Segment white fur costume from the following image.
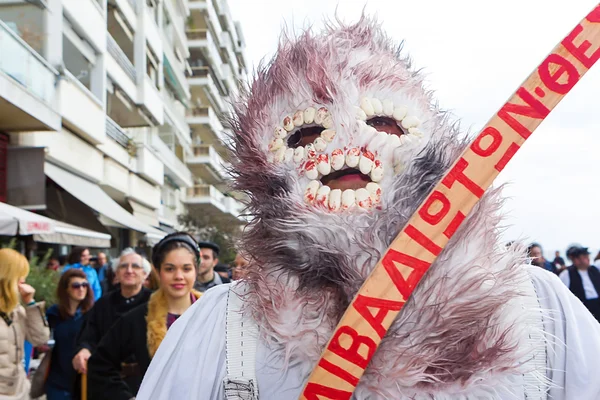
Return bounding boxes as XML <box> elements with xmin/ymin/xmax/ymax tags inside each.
<box><xmin>137</xmin><ymin>17</ymin><xmax>600</xmax><ymax>400</ymax></box>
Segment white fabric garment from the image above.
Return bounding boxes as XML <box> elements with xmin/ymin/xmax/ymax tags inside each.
<box><xmin>137</xmin><ymin>266</ymin><xmax>600</xmax><ymax>400</ymax></box>
<box><xmin>559</xmin><ymin>269</ymin><xmax>600</xmax><ymax>299</ymax></box>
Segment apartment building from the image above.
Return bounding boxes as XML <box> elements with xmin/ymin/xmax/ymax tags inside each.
<box><xmin>0</xmin><ymin>0</ymin><xmax>248</xmax><ymax>254</ymax></box>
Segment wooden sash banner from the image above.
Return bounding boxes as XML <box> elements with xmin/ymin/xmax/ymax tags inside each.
<box><xmin>301</xmin><ymin>4</ymin><xmax>600</xmax><ymax>399</ymax></box>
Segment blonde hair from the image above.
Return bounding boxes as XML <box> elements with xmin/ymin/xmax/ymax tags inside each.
<box><xmin>0</xmin><ymin>248</ymin><xmax>30</xmax><ymax>314</ymax></box>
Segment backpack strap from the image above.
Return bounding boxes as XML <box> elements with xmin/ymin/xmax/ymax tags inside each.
<box><xmin>223</xmin><ymin>282</ymin><xmax>259</xmax><ymax>400</ymax></box>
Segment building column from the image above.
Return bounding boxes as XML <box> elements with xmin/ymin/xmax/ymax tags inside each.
<box><xmin>43</xmin><ymin>0</ymin><xmax>63</xmax><ymax>68</ymax></box>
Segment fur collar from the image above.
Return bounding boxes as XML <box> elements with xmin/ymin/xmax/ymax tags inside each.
<box><xmin>146</xmin><ymin>288</ymin><xmax>202</xmax><ymax>357</ymax></box>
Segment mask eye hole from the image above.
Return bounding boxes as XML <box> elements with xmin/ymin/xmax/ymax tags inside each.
<box><xmin>287</xmin><ymin>126</ymin><xmax>324</xmax><ymax>148</ymax></box>
<box><xmin>366</xmin><ymin>116</ymin><xmax>405</xmax><ymax>137</ymax></box>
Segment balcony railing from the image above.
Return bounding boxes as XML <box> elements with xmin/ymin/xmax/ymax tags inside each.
<box><xmin>187</xmin><ymin>106</ymin><xmax>209</xmax><ymax>117</ymax></box>
<box><xmin>190</xmin><ymin>66</ymin><xmax>209</xmax><ymax>78</ymax></box>
<box><xmin>107</xmin><ymin>33</ymin><xmax>136</xmax><ymax>82</ymax></box>
<box><xmin>106</xmin><ymin>117</ymin><xmax>130</xmax><ymax>148</ymax></box>
<box><xmin>0</xmin><ymin>20</ymin><xmax>57</xmax><ymax>105</ymax></box>
<box><xmin>186</xmin><ymin>29</ymin><xmax>207</xmax><ymax>40</ymax></box>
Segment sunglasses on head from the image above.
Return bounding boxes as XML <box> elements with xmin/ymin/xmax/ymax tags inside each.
<box><xmin>71</xmin><ymin>282</ymin><xmax>89</xmax><ymax>290</ymax></box>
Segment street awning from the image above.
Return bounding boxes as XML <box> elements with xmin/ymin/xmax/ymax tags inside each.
<box><xmin>0</xmin><ymin>201</ymin><xmax>55</xmax><ymax>235</ymax></box>
<box><xmin>45</xmin><ymin>163</ymin><xmax>166</xmax><ymax>245</ymax></box>
<box><xmin>34</xmin><ymin>220</ymin><xmax>111</xmax><ymax>248</ymax></box>
<box><xmin>0</xmin><ymin>202</ymin><xmax>111</xmax><ymax>247</ymax></box>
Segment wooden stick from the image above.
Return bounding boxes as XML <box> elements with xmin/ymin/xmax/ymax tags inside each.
<box><xmin>301</xmin><ymin>4</ymin><xmax>600</xmax><ymax>399</ymax></box>
<box><xmin>81</xmin><ymin>372</ymin><xmax>87</xmax><ymax>400</ymax></box>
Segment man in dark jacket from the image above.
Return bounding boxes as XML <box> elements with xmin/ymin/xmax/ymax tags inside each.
<box><xmin>72</xmin><ymin>248</ymin><xmax>152</xmax><ymax>391</ymax></box>
<box><xmin>559</xmin><ymin>246</ymin><xmax>600</xmax><ymax>322</ymax></box>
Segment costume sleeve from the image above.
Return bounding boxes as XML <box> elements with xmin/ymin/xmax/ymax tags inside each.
<box><xmin>87</xmin><ymin>314</ymin><xmax>134</xmax><ymax>400</ymax></box>
<box><xmin>529</xmin><ymin>266</ymin><xmax>600</xmax><ymax>400</ymax></box>
<box><xmin>24</xmin><ymin>302</ymin><xmax>49</xmax><ymax>346</ymax></box>
<box><xmin>75</xmin><ymin>300</ymin><xmax>101</xmax><ymax>354</ymax></box>
<box><xmin>136</xmin><ymin>284</ymin><xmax>230</xmax><ymax>400</ymax></box>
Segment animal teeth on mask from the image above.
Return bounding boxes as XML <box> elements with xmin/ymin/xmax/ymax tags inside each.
<box><xmin>269</xmin><ymin>138</ymin><xmax>284</xmax><ymax>152</ymax></box>
<box><xmin>355</xmin><ymin>106</ymin><xmax>367</xmax><ymax>121</ymax></box>
<box><xmin>316</xmin><ymin>154</ymin><xmax>331</xmax><ymax>175</ymax></box>
<box><xmin>360</xmin><ymin>98</ymin><xmax>375</xmax><ymax>117</ymax></box>
<box><xmin>293</xmin><ymin>146</ymin><xmax>305</xmax><ymax>162</ymax></box>
<box><xmin>341</xmin><ymin>189</ymin><xmax>356</xmax><ymax>209</ymax></box>
<box><xmin>386</xmin><ymin>134</ymin><xmax>402</xmax><ymax>148</ymax></box>
<box><xmin>314</xmin><ymin>107</ymin><xmax>330</xmax><ymax>125</ymax></box>
<box><xmin>383</xmin><ymin>99</ymin><xmax>394</xmax><ymax>116</ymax></box>
<box><xmin>346</xmin><ymin>148</ymin><xmax>361</xmax><ymax>168</ymax></box>
<box><xmin>328</xmin><ymin>189</ymin><xmax>342</xmax><ymax>211</ymax></box>
<box><xmin>274</xmin><ymin>146</ymin><xmax>286</xmax><ymax>162</ymax></box>
<box><xmin>321</xmin><ymin>115</ymin><xmax>334</xmax><ymax>129</ymax></box>
<box><xmin>331</xmin><ymin>149</ymin><xmax>344</xmax><ymax>170</ymax></box>
<box><xmin>408</xmin><ymin>127</ymin><xmax>423</xmax><ymax>137</ymax></box>
<box><xmin>321</xmin><ymin>129</ymin><xmax>336</xmax><ymax>142</ymax></box>
<box><xmin>366</xmin><ymin>182</ymin><xmax>382</xmax><ymax>204</ymax></box>
<box><xmin>371</xmin><ymin>98</ymin><xmax>383</xmax><ymax>115</ymax></box>
<box><xmin>305</xmin><ymin>143</ymin><xmax>317</xmax><ymax>159</ymax></box>
<box><xmin>305</xmin><ymin>159</ymin><xmax>318</xmax><ymax>180</ymax></box>
<box><xmin>355</xmin><ymin>188</ymin><xmax>372</xmax><ymax>209</ymax></box>
<box><xmin>304</xmin><ymin>180</ymin><xmax>320</xmax><ymax>203</ymax></box>
<box><xmin>370</xmin><ymin>160</ymin><xmax>384</xmax><ymax>182</ymax></box>
<box><xmin>359</xmin><ymin>151</ymin><xmax>375</xmax><ymax>175</ymax></box>
<box><xmin>393</xmin><ymin>105</ymin><xmax>408</xmax><ymax>122</ymax></box>
<box><xmin>283</xmin><ymin>148</ymin><xmax>294</xmax><ymax>163</ymax></box>
<box><xmin>315</xmin><ymin>185</ymin><xmax>331</xmax><ymax>206</ymax></box>
<box><xmin>283</xmin><ymin>115</ymin><xmax>295</xmax><ymax>131</ymax></box>
<box><xmin>401</xmin><ymin>115</ymin><xmax>421</xmax><ymax>129</ymax></box>
<box><xmin>368</xmin><ymin>131</ymin><xmax>389</xmax><ymax>151</ymax></box>
<box><xmin>274</xmin><ymin>126</ymin><xmax>288</xmax><ymax>140</ymax></box>
<box><xmin>303</xmin><ymin>107</ymin><xmax>316</xmax><ymax>124</ymax></box>
<box><xmin>313</xmin><ymin>137</ymin><xmax>327</xmax><ymax>152</ymax></box>
<box><xmin>293</xmin><ymin>110</ymin><xmax>304</xmax><ymax>127</ymax></box>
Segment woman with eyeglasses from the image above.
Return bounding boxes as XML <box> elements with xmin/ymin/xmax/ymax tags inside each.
<box><xmin>45</xmin><ymin>269</ymin><xmax>94</xmax><ymax>400</ymax></box>
<box><xmin>88</xmin><ymin>233</ymin><xmax>202</xmax><ymax>400</ymax></box>
<box><xmin>0</xmin><ymin>248</ymin><xmax>49</xmax><ymax>400</ymax></box>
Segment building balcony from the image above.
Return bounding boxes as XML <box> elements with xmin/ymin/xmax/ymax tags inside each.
<box><xmin>186</xmin><ymin>105</ymin><xmax>229</xmax><ymax>153</ymax></box>
<box><xmin>148</xmin><ymin>130</ymin><xmax>193</xmax><ymax>188</ymax></box>
<box><xmin>187</xmin><ymin>29</ymin><xmax>223</xmax><ymax>77</ymax></box>
<box><xmin>63</xmin><ymin>0</ymin><xmax>107</xmax><ymax>53</ymax></box>
<box><xmin>106</xmin><ymin>33</ymin><xmax>138</xmax><ymax>101</ymax></box>
<box><xmin>188</xmin><ymin>66</ymin><xmax>226</xmax><ymax>113</ymax></box>
<box><xmin>0</xmin><ymin>20</ymin><xmax>61</xmax><ymax>132</ymax></box>
<box><xmin>184</xmin><ymin>184</ymin><xmax>245</xmax><ymax>223</ymax></box>
<box><xmin>186</xmin><ymin>144</ymin><xmax>230</xmax><ymax>185</ymax></box>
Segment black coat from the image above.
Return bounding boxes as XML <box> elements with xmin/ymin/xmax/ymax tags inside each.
<box><xmin>88</xmin><ymin>302</ymin><xmax>151</xmax><ymax>400</ymax></box>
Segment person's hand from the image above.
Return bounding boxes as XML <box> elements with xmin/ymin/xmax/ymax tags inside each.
<box><xmin>18</xmin><ymin>283</ymin><xmax>35</xmax><ymax>304</ymax></box>
<box><xmin>72</xmin><ymin>348</ymin><xmax>92</xmax><ymax>374</ymax></box>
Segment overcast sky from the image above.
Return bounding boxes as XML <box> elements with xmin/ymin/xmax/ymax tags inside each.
<box><xmin>228</xmin><ymin>0</ymin><xmax>600</xmax><ymax>259</ymax></box>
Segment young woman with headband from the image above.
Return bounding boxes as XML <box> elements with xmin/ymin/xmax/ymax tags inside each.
<box><xmin>87</xmin><ymin>233</ymin><xmax>202</xmax><ymax>400</ymax></box>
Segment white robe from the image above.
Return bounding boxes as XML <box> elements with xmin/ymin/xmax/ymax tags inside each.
<box><xmin>137</xmin><ymin>266</ymin><xmax>600</xmax><ymax>400</ymax></box>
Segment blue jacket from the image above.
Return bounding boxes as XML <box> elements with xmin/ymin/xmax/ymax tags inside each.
<box><xmin>46</xmin><ymin>305</ymin><xmax>87</xmax><ymax>391</ymax></box>
<box><xmin>63</xmin><ymin>263</ymin><xmax>102</xmax><ymax>300</ymax></box>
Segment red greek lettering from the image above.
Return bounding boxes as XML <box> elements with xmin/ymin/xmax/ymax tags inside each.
<box><xmin>497</xmin><ymin>87</ymin><xmax>550</xmax><ymax>139</ymax></box>
<box><xmin>353</xmin><ymin>295</ymin><xmax>404</xmax><ymax>339</ymax></box>
<box><xmin>382</xmin><ymin>249</ymin><xmax>430</xmax><ymax>299</ymax></box>
<box><xmin>471</xmin><ymin>127</ymin><xmax>502</xmax><ymax>157</ymax></box>
<box><xmin>443</xmin><ymin>211</ymin><xmax>466</xmax><ymax>239</ymax></box>
<box><xmin>538</xmin><ymin>54</ymin><xmax>580</xmax><ymax>94</ymax></box>
<box><xmin>317</xmin><ymin>358</ymin><xmax>359</xmax><ymax>387</ymax></box>
<box><xmin>441</xmin><ymin>158</ymin><xmax>484</xmax><ymax>198</ymax></box>
<box><xmin>494</xmin><ymin>142</ymin><xmax>520</xmax><ymax>172</ymax></box>
<box><xmin>303</xmin><ymin>383</ymin><xmax>353</xmax><ymax>400</ymax></box>
<box><xmin>328</xmin><ymin>326</ymin><xmax>376</xmax><ymax>369</ymax></box>
<box><xmin>419</xmin><ymin>191</ymin><xmax>451</xmax><ymax>225</ymax></box>
<box><xmin>405</xmin><ymin>225</ymin><xmax>442</xmax><ymax>256</ymax></box>
<box><xmin>563</xmin><ymin>23</ymin><xmax>600</xmax><ymax>68</ymax></box>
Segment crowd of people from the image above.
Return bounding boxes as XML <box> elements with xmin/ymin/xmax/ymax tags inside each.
<box><xmin>0</xmin><ymin>233</ymin><xmax>248</xmax><ymax>400</ymax></box>
<box><xmin>528</xmin><ymin>243</ymin><xmax>600</xmax><ymax>322</ymax></box>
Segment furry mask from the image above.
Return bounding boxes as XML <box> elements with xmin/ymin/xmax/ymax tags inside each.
<box><xmin>228</xmin><ymin>16</ymin><xmax>535</xmax><ymax>399</ymax></box>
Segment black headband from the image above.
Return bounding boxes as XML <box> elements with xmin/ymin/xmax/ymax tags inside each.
<box><xmin>152</xmin><ymin>232</ymin><xmax>200</xmax><ymax>267</ymax></box>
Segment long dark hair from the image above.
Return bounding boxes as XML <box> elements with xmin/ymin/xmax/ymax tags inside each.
<box><xmin>67</xmin><ymin>247</ymin><xmax>88</xmax><ymax>265</ymax></box>
<box><xmin>56</xmin><ymin>269</ymin><xmax>94</xmax><ymax>319</ymax></box>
